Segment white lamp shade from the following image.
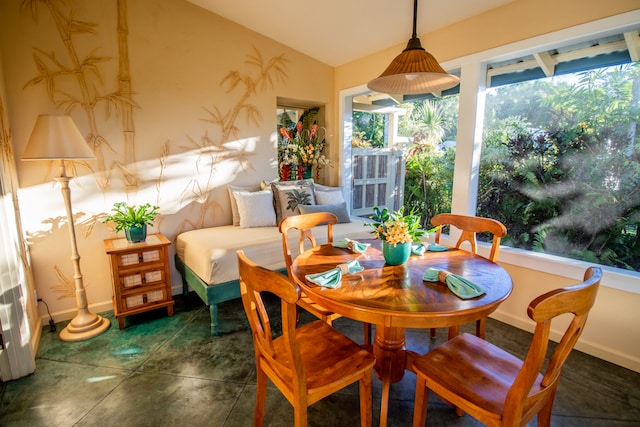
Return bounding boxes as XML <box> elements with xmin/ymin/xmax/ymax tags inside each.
<box><xmin>22</xmin><ymin>115</ymin><xmax>95</xmax><ymax>160</ymax></box>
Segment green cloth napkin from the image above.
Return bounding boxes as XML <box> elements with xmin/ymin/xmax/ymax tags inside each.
<box><xmin>423</xmin><ymin>267</ymin><xmax>486</xmax><ymax>299</ymax></box>
<box><xmin>305</xmin><ymin>260</ymin><xmax>364</xmax><ymax>288</ymax></box>
<box><xmin>411</xmin><ymin>243</ymin><xmax>448</xmax><ymax>255</ymax></box>
<box><xmin>332</xmin><ymin>238</ymin><xmax>370</xmax><ymax>253</ymax></box>
<box><xmin>411</xmin><ymin>243</ymin><xmax>426</xmax><ymax>255</ymax></box>
<box><xmin>426</xmin><ymin>243</ymin><xmax>448</xmax><ymax>252</ymax></box>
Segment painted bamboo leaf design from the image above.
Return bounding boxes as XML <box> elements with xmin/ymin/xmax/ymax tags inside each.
<box><xmin>178</xmin><ymin>48</ymin><xmax>289</xmax><ymax>231</ymax></box>
<box><xmin>116</xmin><ymin>0</ymin><xmax>138</xmax><ymax>191</ymax></box>
<box><xmin>22</xmin><ymin>0</ymin><xmax>139</xmax><ymax>191</ymax></box>
<box><xmin>212</xmin><ymin>47</ymin><xmax>289</xmax><ymax>144</ymax></box>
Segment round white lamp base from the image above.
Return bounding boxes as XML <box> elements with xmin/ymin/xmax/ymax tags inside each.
<box><xmin>59</xmin><ymin>313</ymin><xmax>110</xmax><ymax>342</ymax></box>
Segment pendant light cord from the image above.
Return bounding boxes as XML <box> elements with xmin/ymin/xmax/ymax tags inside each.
<box><xmin>406</xmin><ymin>0</ymin><xmax>424</xmax><ymax>51</ymax></box>
<box><xmin>412</xmin><ymin>0</ymin><xmax>418</xmax><ymax>39</ymax></box>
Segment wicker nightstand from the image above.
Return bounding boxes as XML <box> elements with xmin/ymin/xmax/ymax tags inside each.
<box><xmin>104</xmin><ymin>233</ymin><xmax>174</xmax><ymax>329</ymax></box>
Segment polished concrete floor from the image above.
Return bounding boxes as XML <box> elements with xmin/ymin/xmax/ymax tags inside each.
<box><xmin>1</xmin><ymin>292</ymin><xmax>639</xmax><ymax>427</ymax></box>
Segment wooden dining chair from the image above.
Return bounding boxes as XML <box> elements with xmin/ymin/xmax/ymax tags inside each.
<box><xmin>237</xmin><ymin>250</ymin><xmax>375</xmax><ymax>427</ymax></box>
<box><xmin>412</xmin><ymin>266</ymin><xmax>601</xmax><ymax>427</ymax></box>
<box><xmin>429</xmin><ymin>213</ymin><xmax>508</xmax><ymax>339</ymax></box>
<box><xmin>279</xmin><ymin>211</ymin><xmax>372</xmax><ymax>344</ymax></box>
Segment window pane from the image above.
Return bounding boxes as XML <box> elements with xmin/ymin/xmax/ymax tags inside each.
<box><xmin>400</xmin><ymin>97</ymin><xmax>458</xmax><ymax>227</ymax></box>
<box><xmin>480</xmin><ymin>64</ymin><xmax>640</xmax><ymax>271</ymax></box>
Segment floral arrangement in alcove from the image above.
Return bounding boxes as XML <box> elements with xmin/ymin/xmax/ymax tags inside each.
<box><xmin>278</xmin><ymin>120</ymin><xmax>330</xmax><ymax>181</ymax></box>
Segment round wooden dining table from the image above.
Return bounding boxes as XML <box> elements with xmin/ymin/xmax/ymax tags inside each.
<box><xmin>290</xmin><ymin>238</ymin><xmax>513</xmax><ymax>427</ymax></box>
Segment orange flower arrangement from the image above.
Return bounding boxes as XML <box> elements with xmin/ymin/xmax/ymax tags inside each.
<box><xmin>366</xmin><ymin>206</ymin><xmax>426</xmax><ymax>246</ymax></box>
<box><xmin>278</xmin><ymin>121</ymin><xmax>329</xmax><ymax>169</ymax></box>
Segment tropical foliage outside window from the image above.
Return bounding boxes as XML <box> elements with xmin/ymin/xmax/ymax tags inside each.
<box><xmin>399</xmin><ymin>99</ymin><xmax>458</xmax><ymax>228</ymax></box>
<box><xmin>352</xmin><ymin>111</ymin><xmax>386</xmax><ymax>148</ymax></box>
<box><xmin>480</xmin><ymin>64</ymin><xmax>640</xmax><ymax>271</ymax></box>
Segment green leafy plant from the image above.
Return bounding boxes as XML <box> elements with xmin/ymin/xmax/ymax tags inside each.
<box><xmin>103</xmin><ymin>202</ymin><xmax>159</xmax><ymax>232</ymax></box>
<box><xmin>365</xmin><ymin>206</ymin><xmax>432</xmax><ymax>245</ymax></box>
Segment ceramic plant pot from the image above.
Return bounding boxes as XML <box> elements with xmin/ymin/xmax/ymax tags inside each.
<box><xmin>382</xmin><ymin>241</ymin><xmax>411</xmax><ymax>265</ymax></box>
<box><xmin>125</xmin><ymin>225</ymin><xmax>147</xmax><ymax>243</ymax></box>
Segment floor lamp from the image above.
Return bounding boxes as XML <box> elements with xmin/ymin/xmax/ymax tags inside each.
<box><xmin>22</xmin><ymin>115</ymin><xmax>110</xmax><ymax>341</ymax></box>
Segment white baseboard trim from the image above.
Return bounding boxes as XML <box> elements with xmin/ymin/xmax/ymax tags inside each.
<box><xmin>490</xmin><ymin>310</ymin><xmax>640</xmax><ymax>373</ymax></box>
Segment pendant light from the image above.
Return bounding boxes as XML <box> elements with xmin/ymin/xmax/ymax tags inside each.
<box><xmin>367</xmin><ymin>0</ymin><xmax>459</xmax><ymax>95</ymax></box>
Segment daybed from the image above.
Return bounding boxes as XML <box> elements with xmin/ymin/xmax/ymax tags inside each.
<box><xmin>174</xmin><ymin>179</ymin><xmax>373</xmax><ymax>335</ymax></box>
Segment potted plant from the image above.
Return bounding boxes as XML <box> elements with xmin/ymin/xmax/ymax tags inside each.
<box><xmin>365</xmin><ymin>206</ymin><xmax>426</xmax><ymax>265</ymax></box>
<box><xmin>103</xmin><ymin>202</ymin><xmax>159</xmax><ymax>243</ymax></box>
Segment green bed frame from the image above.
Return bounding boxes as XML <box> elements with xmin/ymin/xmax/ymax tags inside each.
<box><xmin>174</xmin><ymin>253</ymin><xmax>286</xmax><ymax>336</ymax></box>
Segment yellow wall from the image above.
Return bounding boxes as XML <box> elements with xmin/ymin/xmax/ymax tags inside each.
<box><xmin>0</xmin><ymin>0</ymin><xmax>333</xmax><ymax>324</ymax></box>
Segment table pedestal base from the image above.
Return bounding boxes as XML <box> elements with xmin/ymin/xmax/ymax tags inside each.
<box><xmin>373</xmin><ymin>325</ymin><xmax>406</xmax><ymax>427</ymax></box>
<box><xmin>373</xmin><ymin>325</ymin><xmax>406</xmax><ymax>382</ymax></box>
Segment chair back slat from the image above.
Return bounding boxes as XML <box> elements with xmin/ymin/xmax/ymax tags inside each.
<box><xmin>279</xmin><ymin>212</ymin><xmax>338</xmax><ymax>275</ymax></box>
<box><xmin>431</xmin><ymin>213</ymin><xmax>507</xmax><ymax>261</ymax></box>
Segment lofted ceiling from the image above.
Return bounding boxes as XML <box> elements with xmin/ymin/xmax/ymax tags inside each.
<box><xmin>186</xmin><ymin>1</ymin><xmax>639</xmax><ymax>107</ymax></box>
<box><xmin>185</xmin><ymin>0</ymin><xmax>516</xmax><ymax>67</ymax></box>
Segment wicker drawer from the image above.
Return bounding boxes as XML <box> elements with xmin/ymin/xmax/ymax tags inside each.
<box><xmin>121</xmin><ymin>268</ymin><xmax>165</xmax><ymax>289</ymax></box>
<box><xmin>124</xmin><ymin>287</ymin><xmax>168</xmax><ymax>309</ymax></box>
<box><xmin>117</xmin><ymin>248</ymin><xmax>162</xmax><ymax>268</ymax></box>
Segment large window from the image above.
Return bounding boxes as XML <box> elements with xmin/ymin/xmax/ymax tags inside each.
<box><xmin>479</xmin><ymin>64</ymin><xmax>639</xmax><ymax>271</ymax></box>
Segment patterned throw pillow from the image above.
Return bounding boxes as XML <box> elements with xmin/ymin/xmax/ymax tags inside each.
<box><xmin>271</xmin><ymin>180</ymin><xmax>316</xmax><ymax>225</ymax></box>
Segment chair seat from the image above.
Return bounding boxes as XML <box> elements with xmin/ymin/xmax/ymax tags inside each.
<box><xmin>413</xmin><ymin>333</ymin><xmax>544</xmax><ymax>418</ymax></box>
<box><xmin>273</xmin><ymin>320</ymin><xmax>375</xmax><ymax>391</ymax></box>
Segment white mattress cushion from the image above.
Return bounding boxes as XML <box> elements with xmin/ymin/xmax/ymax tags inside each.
<box><xmin>176</xmin><ymin>217</ymin><xmax>372</xmax><ymax>285</ymax></box>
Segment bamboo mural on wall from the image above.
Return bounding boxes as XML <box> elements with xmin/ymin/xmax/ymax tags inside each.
<box><xmin>21</xmin><ymin>0</ymin><xmax>136</xmax><ymax>300</ymax></box>
<box><xmin>116</xmin><ymin>0</ymin><xmax>138</xmax><ymax>191</ymax></box>
<box><xmin>180</xmin><ymin>47</ymin><xmax>288</xmax><ymax>230</ymax></box>
<box><xmin>22</xmin><ymin>0</ymin><xmax>139</xmax><ymax>191</ymax></box>
<box><xmin>19</xmin><ymin>0</ymin><xmax>291</xmax><ymax>300</ymax></box>
<box><xmin>23</xmin><ymin>0</ymin><xmax>288</xmax><ymax>220</ymax></box>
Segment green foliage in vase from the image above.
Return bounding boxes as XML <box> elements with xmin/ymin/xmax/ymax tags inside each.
<box><xmin>103</xmin><ymin>202</ymin><xmax>159</xmax><ymax>232</ymax></box>
<box><xmin>365</xmin><ymin>206</ymin><xmax>436</xmax><ymax>245</ymax></box>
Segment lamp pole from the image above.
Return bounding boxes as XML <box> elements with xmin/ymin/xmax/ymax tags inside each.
<box><xmin>56</xmin><ymin>160</ymin><xmax>110</xmax><ymax>341</ymax></box>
